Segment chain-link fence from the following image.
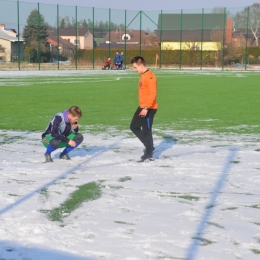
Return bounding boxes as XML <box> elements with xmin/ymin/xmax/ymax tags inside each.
<box><xmin>0</xmin><ymin>0</ymin><xmax>259</xmax><ymax>70</ymax></box>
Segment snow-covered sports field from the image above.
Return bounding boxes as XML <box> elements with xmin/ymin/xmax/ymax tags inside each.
<box><xmin>0</xmin><ymin>127</ymin><xmax>259</xmax><ymax>260</ymax></box>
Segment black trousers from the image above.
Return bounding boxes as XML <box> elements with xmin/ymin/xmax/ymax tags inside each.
<box><xmin>130</xmin><ymin>107</ymin><xmax>157</xmax><ymax>155</ymax></box>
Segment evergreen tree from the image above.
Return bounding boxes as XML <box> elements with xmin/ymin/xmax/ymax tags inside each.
<box><xmin>60</xmin><ymin>18</ymin><xmax>66</xmax><ymax>28</ymax></box>
<box><xmin>23</xmin><ymin>9</ymin><xmax>50</xmax><ymax>62</ymax></box>
<box><xmin>58</xmin><ymin>15</ymin><xmax>126</xmax><ymax>30</ymax></box>
<box><xmin>82</xmin><ymin>19</ymin><xmax>88</xmax><ymax>28</ymax></box>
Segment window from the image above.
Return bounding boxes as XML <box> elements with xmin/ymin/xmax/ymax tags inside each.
<box><xmin>74</xmin><ymin>39</ymin><xmax>80</xmax><ymax>45</ymax></box>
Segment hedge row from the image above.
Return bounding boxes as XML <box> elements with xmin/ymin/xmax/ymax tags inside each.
<box><xmin>75</xmin><ymin>47</ymin><xmax>260</xmax><ymax>65</ymax></box>
<box><xmin>248</xmin><ymin>47</ymin><xmax>260</xmax><ymax>57</ymax></box>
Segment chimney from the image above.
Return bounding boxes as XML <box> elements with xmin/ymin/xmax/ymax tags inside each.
<box><xmin>0</xmin><ymin>24</ymin><xmax>5</xmax><ymax>30</ymax></box>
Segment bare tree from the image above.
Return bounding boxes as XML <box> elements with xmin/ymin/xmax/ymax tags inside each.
<box><xmin>234</xmin><ymin>3</ymin><xmax>260</xmax><ymax>46</ymax></box>
<box><xmin>210</xmin><ymin>27</ymin><xmax>244</xmax><ymax>65</ymax></box>
<box><xmin>211</xmin><ymin>7</ymin><xmax>233</xmax><ymax>18</ymax></box>
<box><xmin>183</xmin><ymin>30</ymin><xmax>201</xmax><ymax>50</ymax></box>
<box><xmin>210</xmin><ymin>28</ymin><xmax>224</xmax><ymax>66</ymax></box>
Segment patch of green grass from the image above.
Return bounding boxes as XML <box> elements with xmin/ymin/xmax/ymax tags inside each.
<box><xmin>246</xmin><ymin>205</ymin><xmax>260</xmax><ymax>209</ymax></box>
<box><xmin>231</xmin><ymin>160</ymin><xmax>240</xmax><ymax>164</ymax></box>
<box><xmin>192</xmin><ymin>237</ymin><xmax>215</xmax><ymax>246</ymax></box>
<box><xmin>158</xmin><ymin>192</ymin><xmax>200</xmax><ymax>201</ymax></box>
<box><xmin>45</xmin><ymin>181</ymin><xmax>102</xmax><ymax>222</ymax></box>
<box><xmin>0</xmin><ymin>71</ymin><xmax>260</xmax><ymax>134</ymax></box>
<box><xmin>114</xmin><ymin>221</ymin><xmax>135</xmax><ymax>225</ymax></box>
<box><xmin>178</xmin><ymin>195</ymin><xmax>200</xmax><ymax>201</ymax></box>
<box><xmin>251</xmin><ymin>249</ymin><xmax>260</xmax><ymax>254</ymax></box>
<box><xmin>207</xmin><ymin>221</ymin><xmax>225</xmax><ymax>229</ymax></box>
<box><xmin>108</xmin><ymin>185</ymin><xmax>124</xmax><ymax>189</ymax></box>
<box><xmin>221</xmin><ymin>207</ymin><xmax>238</xmax><ymax>211</ymax></box>
<box><xmin>118</xmin><ymin>176</ymin><xmax>132</xmax><ymax>182</ymax></box>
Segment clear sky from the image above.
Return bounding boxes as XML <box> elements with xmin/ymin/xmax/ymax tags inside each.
<box><xmin>5</xmin><ymin>0</ymin><xmax>259</xmax><ymax>11</ymax></box>
<box><xmin>1</xmin><ymin>0</ymin><xmax>258</xmax><ymax>30</ymax></box>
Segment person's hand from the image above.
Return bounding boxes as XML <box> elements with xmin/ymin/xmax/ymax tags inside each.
<box><xmin>72</xmin><ymin>123</ymin><xmax>79</xmax><ymax>130</ymax></box>
<box><xmin>68</xmin><ymin>140</ymin><xmax>76</xmax><ymax>147</ymax></box>
<box><xmin>139</xmin><ymin>109</ymin><xmax>148</xmax><ymax>117</ymax></box>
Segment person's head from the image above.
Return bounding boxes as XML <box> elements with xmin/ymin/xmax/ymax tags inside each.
<box><xmin>131</xmin><ymin>56</ymin><xmax>147</xmax><ymax>74</ymax></box>
<box><xmin>108</xmin><ymin>57</ymin><xmax>110</xmax><ymax>60</ymax></box>
<box><xmin>68</xmin><ymin>106</ymin><xmax>82</xmax><ymax>124</ymax></box>
<box><xmin>116</xmin><ymin>51</ymin><xmax>118</xmax><ymax>54</ymax></box>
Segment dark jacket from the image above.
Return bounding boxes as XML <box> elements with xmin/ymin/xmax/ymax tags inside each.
<box><xmin>42</xmin><ymin>111</ymin><xmax>78</xmax><ymax>143</ymax></box>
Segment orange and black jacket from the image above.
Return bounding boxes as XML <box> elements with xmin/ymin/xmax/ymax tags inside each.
<box><xmin>138</xmin><ymin>70</ymin><xmax>158</xmax><ymax>109</ymax></box>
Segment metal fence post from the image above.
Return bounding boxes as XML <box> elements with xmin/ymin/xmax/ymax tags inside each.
<box><xmin>75</xmin><ymin>5</ymin><xmax>78</xmax><ymax>70</ymax></box>
<box><xmin>38</xmin><ymin>2</ymin><xmax>40</xmax><ymax>70</ymax></box>
<box><xmin>109</xmin><ymin>8</ymin><xmax>111</xmax><ymax>60</ymax></box>
<box><xmin>159</xmin><ymin>10</ymin><xmax>162</xmax><ymax>69</ymax></box>
<box><xmin>124</xmin><ymin>9</ymin><xmax>127</xmax><ymax>69</ymax></box>
<box><xmin>180</xmin><ymin>9</ymin><xmax>183</xmax><ymax>69</ymax></box>
<box><xmin>222</xmin><ymin>8</ymin><xmax>226</xmax><ymax>71</ymax></box>
<box><xmin>17</xmin><ymin>0</ymin><xmax>20</xmax><ymax>70</ymax></box>
<box><xmin>140</xmin><ymin>11</ymin><xmax>142</xmax><ymax>56</ymax></box>
<box><xmin>200</xmin><ymin>8</ymin><xmax>204</xmax><ymax>70</ymax></box>
<box><xmin>92</xmin><ymin>7</ymin><xmax>94</xmax><ymax>69</ymax></box>
<box><xmin>57</xmin><ymin>4</ymin><xmax>60</xmax><ymax>70</ymax></box>
<box><xmin>245</xmin><ymin>6</ymin><xmax>250</xmax><ymax>71</ymax></box>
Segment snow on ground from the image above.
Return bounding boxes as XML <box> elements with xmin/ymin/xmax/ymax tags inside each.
<box><xmin>0</xmin><ymin>128</ymin><xmax>260</xmax><ymax>260</ymax></box>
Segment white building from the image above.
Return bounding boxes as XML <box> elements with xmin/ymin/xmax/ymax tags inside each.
<box><xmin>0</xmin><ymin>24</ymin><xmax>24</xmax><ymax>62</ymax></box>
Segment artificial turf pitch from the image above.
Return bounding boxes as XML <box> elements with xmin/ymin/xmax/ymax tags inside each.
<box><xmin>0</xmin><ymin>70</ymin><xmax>259</xmax><ymax>135</ymax></box>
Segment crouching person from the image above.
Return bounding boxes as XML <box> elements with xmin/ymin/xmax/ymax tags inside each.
<box><xmin>42</xmin><ymin>106</ymin><xmax>83</xmax><ymax>162</ymax></box>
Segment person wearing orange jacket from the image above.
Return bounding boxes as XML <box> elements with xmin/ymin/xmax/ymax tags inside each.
<box><xmin>130</xmin><ymin>56</ymin><xmax>158</xmax><ymax>162</ymax></box>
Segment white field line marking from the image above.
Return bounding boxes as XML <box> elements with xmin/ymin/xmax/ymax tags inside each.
<box><xmin>0</xmin><ymin>79</ymin><xmax>123</xmax><ymax>87</ymax></box>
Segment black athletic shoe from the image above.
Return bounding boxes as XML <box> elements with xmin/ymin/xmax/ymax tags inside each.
<box><xmin>59</xmin><ymin>153</ymin><xmax>71</xmax><ymax>160</ymax></box>
<box><xmin>45</xmin><ymin>154</ymin><xmax>53</xmax><ymax>162</ymax></box>
<box><xmin>140</xmin><ymin>153</ymin><xmax>153</xmax><ymax>162</ymax></box>
<box><xmin>143</xmin><ymin>147</ymin><xmax>156</xmax><ymax>154</ymax></box>
<box><xmin>138</xmin><ymin>157</ymin><xmax>153</xmax><ymax>162</ymax></box>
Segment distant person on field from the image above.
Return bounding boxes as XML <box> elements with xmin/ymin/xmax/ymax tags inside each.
<box><xmin>102</xmin><ymin>57</ymin><xmax>111</xmax><ymax>70</ymax></box>
<box><xmin>114</xmin><ymin>51</ymin><xmax>121</xmax><ymax>70</ymax></box>
<box><xmin>120</xmin><ymin>52</ymin><xmax>124</xmax><ymax>69</ymax></box>
<box><xmin>130</xmin><ymin>56</ymin><xmax>158</xmax><ymax>162</ymax></box>
<box><xmin>42</xmin><ymin>106</ymin><xmax>83</xmax><ymax>162</ymax></box>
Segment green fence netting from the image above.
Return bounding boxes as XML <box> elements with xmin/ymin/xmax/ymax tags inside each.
<box><xmin>0</xmin><ymin>0</ymin><xmax>259</xmax><ymax>70</ymax></box>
